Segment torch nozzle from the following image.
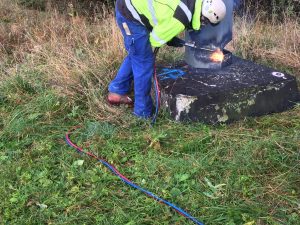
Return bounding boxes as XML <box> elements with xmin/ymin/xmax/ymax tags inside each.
<box><xmin>184</xmin><ymin>41</ymin><xmax>216</xmax><ymax>52</ymax></box>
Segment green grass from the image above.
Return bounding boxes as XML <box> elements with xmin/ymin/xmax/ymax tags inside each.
<box><xmin>0</xmin><ymin>2</ymin><xmax>299</xmax><ymax>224</ymax></box>
<box><xmin>0</xmin><ymin>67</ymin><xmax>299</xmax><ymax>225</ymax></box>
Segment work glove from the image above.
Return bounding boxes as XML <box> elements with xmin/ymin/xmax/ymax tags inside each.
<box><xmin>167</xmin><ymin>37</ymin><xmax>185</xmax><ymax>48</ymax></box>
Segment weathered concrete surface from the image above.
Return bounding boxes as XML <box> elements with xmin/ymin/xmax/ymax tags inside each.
<box><xmin>157</xmin><ymin>57</ymin><xmax>300</xmax><ymax>124</ymax></box>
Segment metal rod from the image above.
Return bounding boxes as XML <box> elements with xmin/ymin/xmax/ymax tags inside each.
<box><xmin>183</xmin><ymin>42</ymin><xmax>216</xmax><ymax>52</ymax></box>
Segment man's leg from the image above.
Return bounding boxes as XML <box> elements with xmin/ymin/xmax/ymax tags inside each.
<box><xmin>108</xmin><ymin>10</ymin><xmax>133</xmax><ymax>96</ymax></box>
<box><xmin>108</xmin><ymin>56</ymin><xmax>133</xmax><ymax>95</ymax></box>
<box><xmin>124</xmin><ymin>23</ymin><xmax>153</xmax><ymax>117</ymax></box>
<box><xmin>131</xmin><ymin>46</ymin><xmax>154</xmax><ymax>118</ymax></box>
<box><xmin>110</xmin><ymin>10</ymin><xmax>154</xmax><ymax>117</ymax></box>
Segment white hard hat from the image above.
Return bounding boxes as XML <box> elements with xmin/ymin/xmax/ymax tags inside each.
<box><xmin>202</xmin><ymin>0</ymin><xmax>226</xmax><ymax>24</ymax></box>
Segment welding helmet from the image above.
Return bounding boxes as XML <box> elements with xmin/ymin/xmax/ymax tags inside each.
<box><xmin>202</xmin><ymin>0</ymin><xmax>226</xmax><ymax>24</ymax></box>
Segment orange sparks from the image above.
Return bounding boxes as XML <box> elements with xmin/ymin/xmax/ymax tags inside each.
<box><xmin>210</xmin><ymin>48</ymin><xmax>224</xmax><ymax>62</ymax></box>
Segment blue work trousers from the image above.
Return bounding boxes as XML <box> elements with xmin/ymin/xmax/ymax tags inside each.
<box><xmin>109</xmin><ymin>9</ymin><xmax>154</xmax><ymax>118</ymax></box>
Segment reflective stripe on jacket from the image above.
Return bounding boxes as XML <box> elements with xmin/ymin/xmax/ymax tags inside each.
<box><xmin>117</xmin><ymin>0</ymin><xmax>203</xmax><ymax>47</ymax></box>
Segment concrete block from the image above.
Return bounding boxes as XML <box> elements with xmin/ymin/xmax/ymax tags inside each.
<box><xmin>157</xmin><ymin>57</ymin><xmax>300</xmax><ymax>124</ymax></box>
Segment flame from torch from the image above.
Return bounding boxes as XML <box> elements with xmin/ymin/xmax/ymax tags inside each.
<box><xmin>210</xmin><ymin>48</ymin><xmax>225</xmax><ymax>62</ymax></box>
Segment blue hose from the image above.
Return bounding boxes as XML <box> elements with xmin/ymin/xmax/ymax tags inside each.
<box><xmin>151</xmin><ymin>72</ymin><xmax>160</xmax><ymax>125</ymax></box>
<box><xmin>65</xmin><ymin>131</ymin><xmax>204</xmax><ymax>225</ymax></box>
<box><xmin>151</xmin><ymin>47</ymin><xmax>160</xmax><ymax>125</ymax></box>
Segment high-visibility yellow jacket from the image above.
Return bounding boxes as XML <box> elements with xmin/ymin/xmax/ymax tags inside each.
<box><xmin>118</xmin><ymin>0</ymin><xmax>203</xmax><ymax>47</ymax></box>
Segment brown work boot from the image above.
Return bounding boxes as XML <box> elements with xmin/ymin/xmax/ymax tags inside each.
<box><xmin>107</xmin><ymin>92</ymin><xmax>133</xmax><ymax>107</ymax></box>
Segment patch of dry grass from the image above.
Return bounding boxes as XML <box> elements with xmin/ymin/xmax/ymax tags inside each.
<box><xmin>231</xmin><ymin>13</ymin><xmax>300</xmax><ymax>76</ymax></box>
<box><xmin>1</xmin><ymin>0</ymin><xmax>128</xmax><ymax>121</ymax></box>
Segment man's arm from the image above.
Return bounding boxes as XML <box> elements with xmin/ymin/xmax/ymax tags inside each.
<box><xmin>149</xmin><ymin>18</ymin><xmax>185</xmax><ymax>47</ymax></box>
